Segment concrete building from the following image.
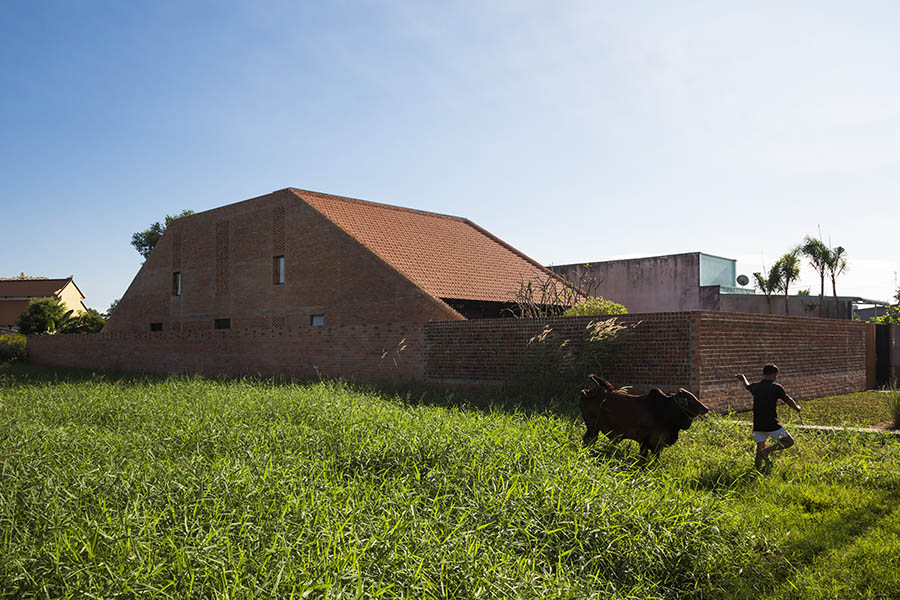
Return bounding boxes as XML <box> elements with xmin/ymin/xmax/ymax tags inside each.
<box><xmin>0</xmin><ymin>277</ymin><xmax>87</xmax><ymax>330</ymax></box>
<box><xmin>550</xmin><ymin>252</ymin><xmax>860</xmax><ymax>318</ymax></box>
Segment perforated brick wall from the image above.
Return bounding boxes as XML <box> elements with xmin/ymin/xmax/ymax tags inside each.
<box><xmin>425</xmin><ymin>311</ymin><xmax>868</xmax><ymax>412</ymax></box>
<box><xmin>692</xmin><ymin>311</ymin><xmax>867</xmax><ymax>411</ymax></box>
<box><xmin>425</xmin><ymin>313</ymin><xmax>695</xmax><ymax>392</ymax></box>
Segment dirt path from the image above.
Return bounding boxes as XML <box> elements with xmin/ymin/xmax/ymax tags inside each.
<box><xmin>731</xmin><ymin>420</ymin><xmax>900</xmax><ymax>436</ymax></box>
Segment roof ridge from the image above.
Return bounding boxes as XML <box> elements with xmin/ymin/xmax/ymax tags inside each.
<box><xmin>289</xmin><ymin>189</ymin><xmax>465</xmax><ymax>320</ymax></box>
<box><xmin>288</xmin><ymin>188</ymin><xmax>468</xmax><ymax>223</ymax></box>
<box><xmin>0</xmin><ymin>277</ymin><xmax>69</xmax><ymax>282</ymax></box>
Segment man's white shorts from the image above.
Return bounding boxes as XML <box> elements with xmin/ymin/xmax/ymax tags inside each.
<box><xmin>753</xmin><ymin>427</ymin><xmax>791</xmax><ymax>443</ymax></box>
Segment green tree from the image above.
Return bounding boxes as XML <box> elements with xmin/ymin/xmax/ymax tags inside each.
<box><xmin>872</xmin><ymin>287</ymin><xmax>900</xmax><ymax>325</ymax></box>
<box><xmin>15</xmin><ymin>298</ymin><xmax>71</xmax><ymax>334</ymax></box>
<box><xmin>753</xmin><ymin>264</ymin><xmax>781</xmax><ymax>314</ymax></box>
<box><xmin>61</xmin><ymin>308</ymin><xmax>106</xmax><ymax>333</ymax></box>
<box><xmin>872</xmin><ymin>305</ymin><xmax>900</xmax><ymax>325</ymax></box>
<box><xmin>131</xmin><ymin>209</ymin><xmax>194</xmax><ymax>259</ymax></box>
<box><xmin>800</xmin><ymin>236</ymin><xmax>830</xmax><ymax>306</ymax></box>
<box><xmin>774</xmin><ymin>251</ymin><xmax>802</xmax><ymax>315</ymax></box>
<box><xmin>825</xmin><ymin>245</ymin><xmax>848</xmax><ymax>304</ymax></box>
<box><xmin>102</xmin><ymin>299</ymin><xmax>119</xmax><ymax>320</ymax></box>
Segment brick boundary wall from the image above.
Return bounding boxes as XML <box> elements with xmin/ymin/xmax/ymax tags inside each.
<box><xmin>693</xmin><ymin>312</ymin><xmax>867</xmax><ymax>411</ymax></box>
<box><xmin>425</xmin><ymin>311</ymin><xmax>868</xmax><ymax>412</ymax></box>
<box><xmin>425</xmin><ymin>313</ymin><xmax>696</xmax><ymax>392</ymax></box>
<box><xmin>27</xmin><ymin>311</ymin><xmax>869</xmax><ymax>413</ymax></box>
<box><xmin>27</xmin><ymin>323</ymin><xmax>422</xmax><ymax>382</ymax></box>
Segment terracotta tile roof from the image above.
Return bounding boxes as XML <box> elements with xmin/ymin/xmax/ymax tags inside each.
<box><xmin>0</xmin><ymin>278</ymin><xmax>72</xmax><ymax>298</ymax></box>
<box><xmin>292</xmin><ymin>189</ymin><xmax>561</xmax><ymax>303</ymax></box>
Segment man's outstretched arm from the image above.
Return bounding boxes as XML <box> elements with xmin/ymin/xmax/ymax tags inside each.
<box><xmin>735</xmin><ymin>374</ymin><xmax>751</xmax><ymax>389</ymax></box>
<box><xmin>782</xmin><ymin>394</ymin><xmax>802</xmax><ymax>413</ymax></box>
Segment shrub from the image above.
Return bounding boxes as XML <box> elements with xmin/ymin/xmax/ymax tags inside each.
<box><xmin>0</xmin><ymin>333</ymin><xmax>26</xmax><ymax>362</ymax></box>
<box><xmin>15</xmin><ymin>298</ymin><xmax>70</xmax><ymax>334</ymax></box>
<box><xmin>60</xmin><ymin>308</ymin><xmax>106</xmax><ymax>333</ymax></box>
<box><xmin>562</xmin><ymin>297</ymin><xmax>627</xmax><ymax>316</ymax></box>
<box><xmin>506</xmin><ymin>318</ymin><xmax>635</xmax><ymax>399</ymax></box>
<box><xmin>871</xmin><ymin>304</ymin><xmax>900</xmax><ymax>325</ymax></box>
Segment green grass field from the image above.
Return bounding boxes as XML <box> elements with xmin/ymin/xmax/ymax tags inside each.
<box><xmin>726</xmin><ymin>389</ymin><xmax>899</xmax><ymax>429</ymax></box>
<box><xmin>1</xmin><ymin>363</ymin><xmax>899</xmax><ymax>599</ymax></box>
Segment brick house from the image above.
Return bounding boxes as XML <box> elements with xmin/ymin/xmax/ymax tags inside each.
<box><xmin>105</xmin><ymin>188</ymin><xmax>565</xmax><ymax>335</ymax></box>
<box><xmin>0</xmin><ymin>277</ymin><xmax>87</xmax><ymax>331</ymax></box>
<box><xmin>26</xmin><ymin>188</ymin><xmax>876</xmax><ymax>402</ymax></box>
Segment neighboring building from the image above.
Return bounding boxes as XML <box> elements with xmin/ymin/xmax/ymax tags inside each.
<box><xmin>105</xmin><ymin>188</ymin><xmax>566</xmax><ymax>333</ymax></box>
<box><xmin>854</xmin><ymin>304</ymin><xmax>893</xmax><ymax>322</ymax></box>
<box><xmin>0</xmin><ymin>277</ymin><xmax>88</xmax><ymax>330</ymax></box>
<box><xmin>550</xmin><ymin>252</ymin><xmax>863</xmax><ymax>318</ymax></box>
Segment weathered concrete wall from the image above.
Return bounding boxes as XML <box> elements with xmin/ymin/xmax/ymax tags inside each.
<box><xmin>719</xmin><ymin>293</ymin><xmax>852</xmax><ymax>319</ymax></box>
<box><xmin>551</xmin><ymin>253</ymin><xmax>702</xmax><ymax>313</ymax></box>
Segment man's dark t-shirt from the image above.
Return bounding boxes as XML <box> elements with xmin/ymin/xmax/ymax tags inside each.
<box><xmin>748</xmin><ymin>380</ymin><xmax>788</xmax><ymax>432</ymax></box>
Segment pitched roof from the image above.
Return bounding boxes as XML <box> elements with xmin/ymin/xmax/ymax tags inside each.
<box><xmin>291</xmin><ymin>188</ymin><xmax>561</xmax><ymax>303</ymax></box>
<box><xmin>0</xmin><ymin>278</ymin><xmax>75</xmax><ymax>299</ymax></box>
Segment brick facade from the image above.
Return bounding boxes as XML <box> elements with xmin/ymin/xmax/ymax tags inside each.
<box><xmin>105</xmin><ymin>189</ymin><xmax>462</xmax><ymax>335</ymax></box>
<box><xmin>28</xmin><ymin>311</ymin><xmax>868</xmax><ymax>410</ymax></box>
<box><xmin>425</xmin><ymin>313</ymin><xmax>696</xmax><ymax>391</ymax></box>
<box><xmin>23</xmin><ymin>190</ymin><xmax>871</xmax><ymax>406</ymax></box>
<box><xmin>691</xmin><ymin>312</ymin><xmax>867</xmax><ymax>410</ymax></box>
<box><xmin>425</xmin><ymin>311</ymin><xmax>868</xmax><ymax>412</ymax></box>
<box><xmin>27</xmin><ymin>322</ymin><xmax>424</xmax><ymax>381</ymax></box>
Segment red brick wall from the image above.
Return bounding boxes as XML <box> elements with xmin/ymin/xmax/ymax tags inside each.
<box><xmin>30</xmin><ymin>311</ymin><xmax>868</xmax><ymax>411</ymax></box>
<box><xmin>426</xmin><ymin>313</ymin><xmax>696</xmax><ymax>392</ymax></box>
<box><xmin>425</xmin><ymin>311</ymin><xmax>868</xmax><ymax>412</ymax></box>
<box><xmin>693</xmin><ymin>312</ymin><xmax>867</xmax><ymax>411</ymax></box>
<box><xmin>28</xmin><ymin>322</ymin><xmax>424</xmax><ymax>382</ymax></box>
<box><xmin>106</xmin><ymin>189</ymin><xmax>461</xmax><ymax>334</ymax></box>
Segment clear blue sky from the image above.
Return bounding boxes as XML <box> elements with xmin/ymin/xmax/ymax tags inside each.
<box><xmin>2</xmin><ymin>1</ymin><xmax>898</xmax><ymax>311</ymax></box>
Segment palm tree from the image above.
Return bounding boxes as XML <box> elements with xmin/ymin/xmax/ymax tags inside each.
<box><xmin>800</xmin><ymin>236</ymin><xmax>830</xmax><ymax>308</ymax></box>
<box><xmin>753</xmin><ymin>265</ymin><xmax>781</xmax><ymax>314</ymax></box>
<box><xmin>774</xmin><ymin>251</ymin><xmax>802</xmax><ymax>315</ymax></box>
<box><xmin>825</xmin><ymin>246</ymin><xmax>848</xmax><ymax>303</ymax></box>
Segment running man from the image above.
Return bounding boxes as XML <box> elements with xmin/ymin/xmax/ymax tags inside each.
<box><xmin>736</xmin><ymin>364</ymin><xmax>802</xmax><ymax>469</ymax></box>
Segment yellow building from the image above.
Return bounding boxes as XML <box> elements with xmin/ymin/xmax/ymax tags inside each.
<box><xmin>0</xmin><ymin>277</ymin><xmax>88</xmax><ymax>330</ymax></box>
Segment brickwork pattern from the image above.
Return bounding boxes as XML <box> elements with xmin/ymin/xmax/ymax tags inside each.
<box><xmin>28</xmin><ymin>322</ymin><xmax>425</xmax><ymax>382</ymax></box>
<box><xmin>425</xmin><ymin>311</ymin><xmax>868</xmax><ymax>412</ymax></box>
<box><xmin>29</xmin><ymin>311</ymin><xmax>868</xmax><ymax>412</ymax></box>
<box><xmin>693</xmin><ymin>311</ymin><xmax>867</xmax><ymax>411</ymax></box>
<box><xmin>105</xmin><ymin>189</ymin><xmax>461</xmax><ymax>335</ymax></box>
<box><xmin>426</xmin><ymin>313</ymin><xmax>696</xmax><ymax>392</ymax></box>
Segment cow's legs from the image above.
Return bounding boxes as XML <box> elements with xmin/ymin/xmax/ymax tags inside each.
<box><xmin>583</xmin><ymin>422</ymin><xmax>600</xmax><ymax>445</ymax></box>
<box><xmin>639</xmin><ymin>441</ymin><xmax>662</xmax><ymax>462</ymax></box>
<box><xmin>639</xmin><ymin>442</ymin><xmax>652</xmax><ymax>459</ymax></box>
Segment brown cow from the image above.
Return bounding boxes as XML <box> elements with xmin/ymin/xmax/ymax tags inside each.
<box><xmin>580</xmin><ymin>374</ymin><xmax>709</xmax><ymax>457</ymax></box>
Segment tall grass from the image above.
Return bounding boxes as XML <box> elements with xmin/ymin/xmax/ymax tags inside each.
<box><xmin>886</xmin><ymin>383</ymin><xmax>900</xmax><ymax>429</ymax></box>
<box><xmin>0</xmin><ymin>333</ymin><xmax>25</xmax><ymax>363</ymax></box>
<box><xmin>1</xmin><ymin>364</ymin><xmax>899</xmax><ymax>599</ymax></box>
